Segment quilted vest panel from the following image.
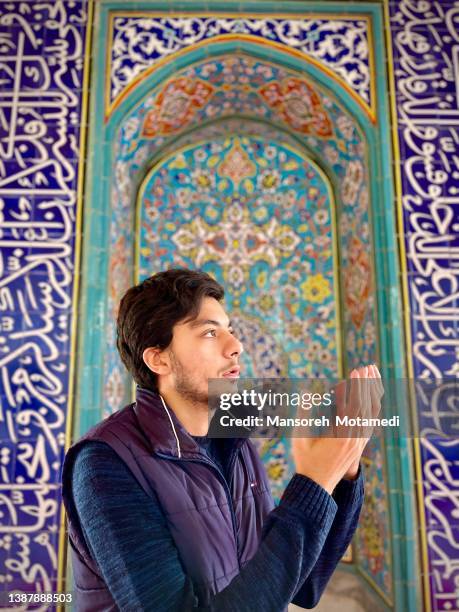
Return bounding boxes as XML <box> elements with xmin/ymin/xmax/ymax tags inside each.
<box><xmin>61</xmin><ymin>387</ymin><xmax>275</xmax><ymax>610</ymax></box>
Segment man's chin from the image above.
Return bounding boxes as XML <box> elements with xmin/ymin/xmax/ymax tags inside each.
<box><xmin>208</xmin><ymin>377</ymin><xmax>239</xmax><ymax>404</ymax></box>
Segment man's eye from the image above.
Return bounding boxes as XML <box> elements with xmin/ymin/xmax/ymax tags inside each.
<box><xmin>204</xmin><ymin>330</ymin><xmax>217</xmax><ymax>337</ymax></box>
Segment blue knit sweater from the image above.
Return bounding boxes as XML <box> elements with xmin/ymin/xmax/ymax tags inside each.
<box><xmin>71</xmin><ymin>438</ymin><xmax>364</xmax><ymax>611</ymax></box>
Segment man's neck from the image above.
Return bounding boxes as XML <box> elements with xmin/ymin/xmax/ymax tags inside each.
<box><xmin>158</xmin><ymin>388</ymin><xmax>209</xmax><ymax>436</ymax></box>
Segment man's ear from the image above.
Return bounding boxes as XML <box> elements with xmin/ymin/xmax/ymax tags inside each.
<box><xmin>143</xmin><ymin>347</ymin><xmax>171</xmax><ymax>376</ymax></box>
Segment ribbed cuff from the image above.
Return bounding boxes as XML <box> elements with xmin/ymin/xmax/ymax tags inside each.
<box><xmin>333</xmin><ymin>464</ymin><xmax>365</xmax><ymax>507</ymax></box>
<box><xmin>280</xmin><ymin>473</ymin><xmax>337</xmax><ymax>530</ymax></box>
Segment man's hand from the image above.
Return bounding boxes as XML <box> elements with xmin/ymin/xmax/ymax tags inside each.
<box><xmin>340</xmin><ymin>364</ymin><xmax>383</xmax><ymax>480</ymax></box>
<box><xmin>291</xmin><ymin>364</ymin><xmax>384</xmax><ymax>494</ymax></box>
<box><xmin>342</xmin><ymin>460</ymin><xmax>360</xmax><ymax>481</ymax></box>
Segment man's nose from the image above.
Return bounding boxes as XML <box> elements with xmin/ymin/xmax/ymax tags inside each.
<box><xmin>225</xmin><ymin>333</ymin><xmax>244</xmax><ymax>357</ymax></box>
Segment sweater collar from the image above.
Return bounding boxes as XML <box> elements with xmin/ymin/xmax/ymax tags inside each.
<box><xmin>133</xmin><ymin>386</ymin><xmax>246</xmax><ymax>459</ymax></box>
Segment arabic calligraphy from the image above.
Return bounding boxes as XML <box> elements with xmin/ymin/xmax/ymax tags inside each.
<box><xmin>391</xmin><ymin>1</ymin><xmax>459</xmax><ymax>609</ymax></box>
<box><xmin>110</xmin><ymin>15</ymin><xmax>372</xmax><ymax>113</ymax></box>
<box><xmin>0</xmin><ymin>0</ymin><xmax>86</xmax><ymax>600</ymax></box>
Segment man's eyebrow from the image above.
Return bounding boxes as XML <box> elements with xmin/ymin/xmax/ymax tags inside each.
<box><xmin>189</xmin><ymin>318</ymin><xmax>232</xmax><ymax>328</ymax></box>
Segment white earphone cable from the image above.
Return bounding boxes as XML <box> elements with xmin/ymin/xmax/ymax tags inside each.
<box><xmin>159</xmin><ymin>394</ymin><xmax>182</xmax><ymax>458</ymax></box>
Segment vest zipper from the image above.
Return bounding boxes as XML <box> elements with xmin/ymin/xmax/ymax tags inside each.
<box><xmin>155</xmin><ymin>449</ymin><xmax>242</xmax><ymax>569</ymax></box>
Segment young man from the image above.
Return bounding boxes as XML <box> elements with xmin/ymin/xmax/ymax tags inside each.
<box><xmin>62</xmin><ymin>268</ymin><xmax>379</xmax><ymax>611</ymax></box>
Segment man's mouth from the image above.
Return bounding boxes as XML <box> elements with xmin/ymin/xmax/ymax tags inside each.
<box><xmin>222</xmin><ymin>366</ymin><xmax>240</xmax><ymax>378</ymax></box>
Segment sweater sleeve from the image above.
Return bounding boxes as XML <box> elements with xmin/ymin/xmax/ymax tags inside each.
<box><xmin>71</xmin><ymin>441</ymin><xmax>338</xmax><ymax>612</ymax></box>
<box><xmin>291</xmin><ymin>465</ymin><xmax>365</xmax><ymax>608</ymax></box>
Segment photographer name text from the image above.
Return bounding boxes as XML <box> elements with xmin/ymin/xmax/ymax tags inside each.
<box><xmin>218</xmin><ymin>414</ymin><xmax>400</xmax><ymax>428</ymax></box>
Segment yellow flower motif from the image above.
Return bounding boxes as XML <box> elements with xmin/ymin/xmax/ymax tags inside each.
<box><xmin>256</xmin><ymin>270</ymin><xmax>267</xmax><ymax>288</ymax></box>
<box><xmin>243</xmin><ymin>178</ymin><xmax>254</xmax><ymax>193</ymax></box>
<box><xmin>267</xmin><ymin>460</ymin><xmax>285</xmax><ymax>481</ymax></box>
<box><xmin>205</xmin><ymin>207</ymin><xmax>218</xmax><ymax>219</ymax></box>
<box><xmin>254</xmin><ymin>207</ymin><xmax>268</xmax><ymax>221</ymax></box>
<box><xmin>287</xmin><ymin>322</ymin><xmax>303</xmax><ymax>339</ymax></box>
<box><xmin>283</xmin><ymin>161</ymin><xmax>299</xmax><ymax>170</ymax></box>
<box><xmin>196</xmin><ymin>173</ymin><xmax>211</xmax><ymax>188</ymax></box>
<box><xmin>262</xmin><ymin>173</ymin><xmax>278</xmax><ymax>189</ymax></box>
<box><xmin>301</xmin><ymin>274</ymin><xmax>331</xmax><ymax>303</ymax></box>
<box><xmin>259</xmin><ymin>294</ymin><xmax>275</xmax><ymax>311</ymax></box>
<box><xmin>168</xmin><ymin>154</ymin><xmax>187</xmax><ymax>168</ymax></box>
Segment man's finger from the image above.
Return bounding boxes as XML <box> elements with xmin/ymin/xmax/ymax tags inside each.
<box><xmin>334</xmin><ymin>380</ymin><xmax>347</xmax><ymax>437</ymax></box>
<box><xmin>360</xmin><ymin>366</ymin><xmax>371</xmax><ymax>437</ymax></box>
<box><xmin>368</xmin><ymin>365</ymin><xmax>382</xmax><ymax>419</ymax></box>
<box><xmin>349</xmin><ymin>369</ymin><xmax>361</xmax><ymax>421</ymax></box>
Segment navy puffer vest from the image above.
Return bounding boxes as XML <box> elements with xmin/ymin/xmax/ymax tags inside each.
<box><xmin>61</xmin><ymin>387</ymin><xmax>275</xmax><ymax>611</ymax></box>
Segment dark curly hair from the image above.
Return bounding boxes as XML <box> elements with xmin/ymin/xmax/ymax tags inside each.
<box><xmin>116</xmin><ymin>268</ymin><xmax>224</xmax><ymax>390</ymax></box>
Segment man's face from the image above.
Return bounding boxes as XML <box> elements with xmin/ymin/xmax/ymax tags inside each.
<box><xmin>165</xmin><ymin>297</ymin><xmax>243</xmax><ymax>405</ymax></box>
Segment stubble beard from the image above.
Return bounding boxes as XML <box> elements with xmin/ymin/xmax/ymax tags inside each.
<box><xmin>169</xmin><ymin>349</ymin><xmax>209</xmax><ymax>408</ymax></box>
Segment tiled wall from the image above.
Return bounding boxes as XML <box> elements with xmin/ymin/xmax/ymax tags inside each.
<box><xmin>0</xmin><ymin>0</ymin><xmax>89</xmax><ymax>604</ymax></box>
<box><xmin>389</xmin><ymin>2</ymin><xmax>459</xmax><ymax>610</ymax></box>
<box><xmin>107</xmin><ymin>44</ymin><xmax>391</xmax><ymax>596</ymax></box>
<box><xmin>0</xmin><ymin>1</ymin><xmax>457</xmax><ymax>611</ymax></box>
